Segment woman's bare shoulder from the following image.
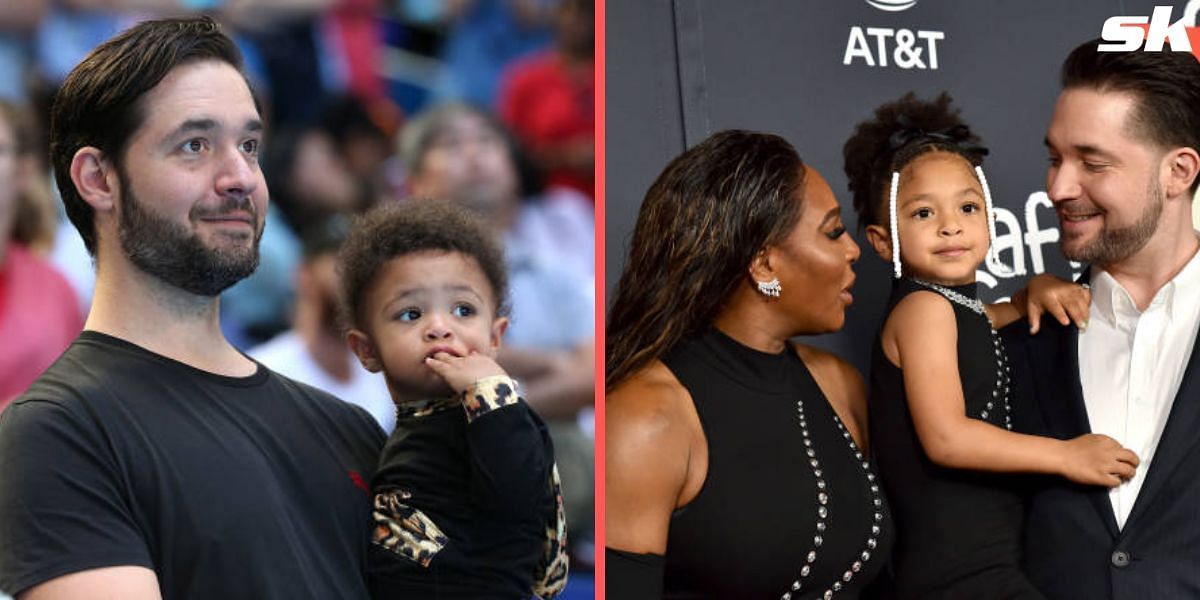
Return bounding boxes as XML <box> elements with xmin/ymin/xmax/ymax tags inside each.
<box><xmin>606</xmin><ymin>360</ymin><xmax>703</xmax><ymax>552</ymax></box>
<box><xmin>607</xmin><ymin>360</ymin><xmax>693</xmax><ymax>441</ymax></box>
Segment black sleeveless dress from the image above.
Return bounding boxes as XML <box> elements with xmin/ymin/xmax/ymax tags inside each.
<box><xmin>661</xmin><ymin>328</ymin><xmax>893</xmax><ymax>599</ymax></box>
<box><xmin>869</xmin><ymin>279</ymin><xmax>1043</xmax><ymax>599</ymax></box>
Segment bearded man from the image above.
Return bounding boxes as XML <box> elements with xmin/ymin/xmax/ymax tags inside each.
<box><xmin>0</xmin><ymin>16</ymin><xmax>383</xmax><ymax>600</ymax></box>
<box><xmin>1005</xmin><ymin>38</ymin><xmax>1200</xmax><ymax>599</ymax></box>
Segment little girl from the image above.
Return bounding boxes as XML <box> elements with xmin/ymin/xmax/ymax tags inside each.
<box><xmin>339</xmin><ymin>200</ymin><xmax>567</xmax><ymax>599</ymax></box>
<box><xmin>843</xmin><ymin>93</ymin><xmax>1139</xmax><ymax>599</ymax></box>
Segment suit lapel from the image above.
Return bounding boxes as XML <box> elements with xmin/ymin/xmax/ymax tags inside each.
<box><xmin>1123</xmin><ymin>319</ymin><xmax>1200</xmax><ymax>532</ymax></box>
<box><xmin>1038</xmin><ymin>268</ymin><xmax>1095</xmax><ymax>438</ymax></box>
<box><xmin>1033</xmin><ymin>323</ymin><xmax>1120</xmax><ymax>537</ymax></box>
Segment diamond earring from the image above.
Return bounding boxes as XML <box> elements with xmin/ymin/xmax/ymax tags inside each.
<box><xmin>756</xmin><ymin>278</ymin><xmax>782</xmax><ymax>298</ymax></box>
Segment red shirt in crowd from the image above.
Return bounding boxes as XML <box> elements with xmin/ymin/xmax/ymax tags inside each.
<box><xmin>0</xmin><ymin>244</ymin><xmax>84</xmax><ymax>409</ymax></box>
<box><xmin>499</xmin><ymin>52</ymin><xmax>595</xmax><ymax>201</ymax></box>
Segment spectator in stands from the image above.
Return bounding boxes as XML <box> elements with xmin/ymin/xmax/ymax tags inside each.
<box><xmin>321</xmin><ymin>93</ymin><xmax>397</xmax><ymax>207</ymax></box>
<box><xmin>0</xmin><ymin>98</ymin><xmax>81</xmax><ymax>407</ymax></box>
<box><xmin>0</xmin><ymin>0</ymin><xmax>46</xmax><ymax>102</ymax></box>
<box><xmin>499</xmin><ymin>0</ymin><xmax>593</xmax><ymax>201</ymax></box>
<box><xmin>223</xmin><ymin>123</ymin><xmax>362</xmax><ymax>347</ymax></box>
<box><xmin>249</xmin><ymin>216</ymin><xmax>396</xmax><ymax>433</ymax></box>
<box><xmin>434</xmin><ymin>0</ymin><xmax>557</xmax><ymax>106</ymax></box>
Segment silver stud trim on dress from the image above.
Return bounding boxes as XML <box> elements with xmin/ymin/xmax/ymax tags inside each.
<box><xmin>780</xmin><ymin>399</ymin><xmax>884</xmax><ymax>599</ymax></box>
<box><xmin>911</xmin><ymin>278</ymin><xmax>984</xmax><ymax>315</ymax></box>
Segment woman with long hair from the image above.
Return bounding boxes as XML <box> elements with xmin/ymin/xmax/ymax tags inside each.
<box><xmin>605</xmin><ymin>130</ymin><xmax>891</xmax><ymax>599</ymax></box>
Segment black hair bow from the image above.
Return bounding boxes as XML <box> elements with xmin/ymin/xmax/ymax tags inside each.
<box><xmin>886</xmin><ymin>116</ymin><xmax>989</xmax><ymax>157</ymax></box>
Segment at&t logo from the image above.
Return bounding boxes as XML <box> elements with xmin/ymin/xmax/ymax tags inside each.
<box><xmin>864</xmin><ymin>0</ymin><xmax>918</xmax><ymax>12</ymax></box>
<box><xmin>843</xmin><ymin>27</ymin><xmax>943</xmax><ymax>69</ymax></box>
<box><xmin>844</xmin><ymin>0</ymin><xmax>942</xmax><ymax>69</ymax></box>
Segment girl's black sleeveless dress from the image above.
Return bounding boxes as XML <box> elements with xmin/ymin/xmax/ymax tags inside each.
<box><xmin>869</xmin><ymin>279</ymin><xmax>1044</xmax><ymax>599</ymax></box>
<box><xmin>660</xmin><ymin>328</ymin><xmax>894</xmax><ymax>599</ymax></box>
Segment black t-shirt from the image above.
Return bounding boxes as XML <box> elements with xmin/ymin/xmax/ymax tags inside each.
<box><xmin>0</xmin><ymin>331</ymin><xmax>386</xmax><ymax>599</ymax></box>
<box><xmin>367</xmin><ymin>379</ymin><xmax>558</xmax><ymax>599</ymax></box>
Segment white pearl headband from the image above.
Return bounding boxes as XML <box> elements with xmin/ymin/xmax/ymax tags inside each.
<box><xmin>889</xmin><ymin>172</ymin><xmax>901</xmax><ymax>278</ymax></box>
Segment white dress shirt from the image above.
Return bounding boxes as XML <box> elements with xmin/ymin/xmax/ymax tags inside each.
<box><xmin>1079</xmin><ymin>243</ymin><xmax>1200</xmax><ymax>529</ymax></box>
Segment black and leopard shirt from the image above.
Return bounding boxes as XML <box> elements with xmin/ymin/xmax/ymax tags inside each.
<box><xmin>368</xmin><ymin>375</ymin><xmax>567</xmax><ymax>599</ymax></box>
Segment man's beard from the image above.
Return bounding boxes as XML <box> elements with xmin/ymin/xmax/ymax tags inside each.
<box><xmin>117</xmin><ymin>174</ymin><xmax>262</xmax><ymax>297</ymax></box>
<box><xmin>1060</xmin><ymin>177</ymin><xmax>1163</xmax><ymax>265</ymax></box>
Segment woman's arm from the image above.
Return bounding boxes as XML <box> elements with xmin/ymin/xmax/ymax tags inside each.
<box><xmin>605</xmin><ymin>361</ymin><xmax>701</xmax><ymax>554</ymax></box>
<box><xmin>889</xmin><ymin>291</ymin><xmax>1136</xmax><ymax>486</ymax></box>
<box><xmin>605</xmin><ymin>362</ymin><xmax>705</xmax><ymax>599</ymax></box>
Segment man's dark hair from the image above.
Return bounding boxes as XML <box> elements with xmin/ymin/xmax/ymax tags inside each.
<box><xmin>49</xmin><ymin>15</ymin><xmax>249</xmax><ymax>256</ymax></box>
<box><xmin>1061</xmin><ymin>38</ymin><xmax>1200</xmax><ymax>194</ymax></box>
<box><xmin>338</xmin><ymin>199</ymin><xmax>510</xmax><ymax>332</ymax></box>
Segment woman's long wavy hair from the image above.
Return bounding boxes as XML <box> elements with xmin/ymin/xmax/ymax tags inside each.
<box><xmin>606</xmin><ymin>130</ymin><xmax>807</xmax><ymax>390</ymax></box>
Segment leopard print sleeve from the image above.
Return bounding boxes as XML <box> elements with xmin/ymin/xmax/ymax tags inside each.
<box><xmin>461</xmin><ymin>375</ymin><xmax>521</xmax><ymax>422</ymax></box>
<box><xmin>372</xmin><ymin>488</ymin><xmax>448</xmax><ymax>567</ymax></box>
<box><xmin>532</xmin><ymin>464</ymin><xmax>570</xmax><ymax>598</ymax></box>
<box><xmin>459</xmin><ymin>373</ymin><xmax>571</xmax><ymax>598</ymax></box>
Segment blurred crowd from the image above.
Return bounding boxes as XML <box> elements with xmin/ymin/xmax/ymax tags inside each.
<box><xmin>0</xmin><ymin>0</ymin><xmax>594</xmax><ymax>583</ymax></box>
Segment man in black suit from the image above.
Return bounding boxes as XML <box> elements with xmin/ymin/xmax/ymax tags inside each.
<box><xmin>1006</xmin><ymin>38</ymin><xmax>1200</xmax><ymax>599</ymax></box>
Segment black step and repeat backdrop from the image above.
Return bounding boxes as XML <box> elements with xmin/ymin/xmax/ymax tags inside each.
<box><xmin>606</xmin><ymin>0</ymin><xmax>1200</xmax><ymax>372</ymax></box>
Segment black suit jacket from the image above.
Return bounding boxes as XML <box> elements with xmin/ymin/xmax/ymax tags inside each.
<box><xmin>1002</xmin><ymin>317</ymin><xmax>1200</xmax><ymax>599</ymax></box>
